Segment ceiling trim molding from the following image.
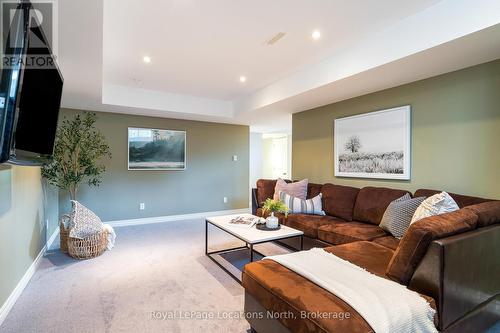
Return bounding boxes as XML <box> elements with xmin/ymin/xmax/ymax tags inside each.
<box><xmin>102</xmin><ymin>84</ymin><xmax>234</xmax><ymax>117</ymax></box>
<box><xmin>234</xmin><ymin>0</ymin><xmax>500</xmax><ymax>114</ymax></box>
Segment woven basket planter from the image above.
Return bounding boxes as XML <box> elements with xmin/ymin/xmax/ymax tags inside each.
<box><xmin>59</xmin><ymin>215</ymin><xmax>71</xmax><ymax>254</ymax></box>
<box><xmin>68</xmin><ymin>230</ymin><xmax>108</xmax><ymax>260</ymax></box>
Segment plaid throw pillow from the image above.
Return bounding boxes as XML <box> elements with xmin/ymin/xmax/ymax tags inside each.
<box><xmin>380</xmin><ymin>194</ymin><xmax>425</xmax><ymax>239</ymax></box>
<box><xmin>280</xmin><ymin>191</ymin><xmax>325</xmax><ymax>216</ymax></box>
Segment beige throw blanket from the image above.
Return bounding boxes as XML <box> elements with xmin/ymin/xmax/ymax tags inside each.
<box><xmin>265</xmin><ymin>248</ymin><xmax>437</xmax><ymax>333</ymax></box>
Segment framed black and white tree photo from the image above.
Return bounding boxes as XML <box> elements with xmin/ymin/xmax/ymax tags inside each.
<box><xmin>334</xmin><ymin>105</ymin><xmax>411</xmax><ymax>180</ymax></box>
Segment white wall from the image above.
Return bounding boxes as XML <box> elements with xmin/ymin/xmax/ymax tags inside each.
<box><xmin>262</xmin><ymin>134</ymin><xmax>292</xmax><ymax>180</ymax></box>
<box><xmin>262</xmin><ymin>136</ymin><xmax>274</xmax><ymax>179</ymax></box>
<box><xmin>250</xmin><ymin>133</ymin><xmax>292</xmax><ymax>204</ymax></box>
<box><xmin>249</xmin><ymin>132</ymin><xmax>263</xmax><ymax>193</ymax></box>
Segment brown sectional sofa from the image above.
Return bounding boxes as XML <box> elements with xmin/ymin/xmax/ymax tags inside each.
<box><xmin>244</xmin><ymin>179</ymin><xmax>500</xmax><ymax>333</ymax></box>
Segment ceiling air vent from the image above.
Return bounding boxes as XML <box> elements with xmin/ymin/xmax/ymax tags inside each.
<box><xmin>266</xmin><ymin>32</ymin><xmax>286</xmax><ymax>46</ymax></box>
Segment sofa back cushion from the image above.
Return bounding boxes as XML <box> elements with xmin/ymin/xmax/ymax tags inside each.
<box><xmin>463</xmin><ymin>201</ymin><xmax>500</xmax><ymax>227</ymax></box>
<box><xmin>414</xmin><ymin>189</ymin><xmax>491</xmax><ymax>208</ymax></box>
<box><xmin>307</xmin><ymin>183</ymin><xmax>323</xmax><ymax>199</ymax></box>
<box><xmin>256</xmin><ymin>179</ymin><xmax>279</xmax><ymax>206</ymax></box>
<box><xmin>386</xmin><ymin>209</ymin><xmax>478</xmax><ymax>285</ymax></box>
<box><xmin>353</xmin><ymin>187</ymin><xmax>411</xmax><ymax>225</ymax></box>
<box><xmin>321</xmin><ymin>183</ymin><xmax>359</xmax><ymax>221</ymax></box>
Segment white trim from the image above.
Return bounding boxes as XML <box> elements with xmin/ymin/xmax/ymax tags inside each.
<box><xmin>46</xmin><ymin>227</ymin><xmax>60</xmax><ymax>250</ymax></box>
<box><xmin>0</xmin><ymin>225</ymin><xmax>60</xmax><ymax>326</ymax></box>
<box><xmin>0</xmin><ymin>242</ymin><xmax>47</xmax><ymax>327</ymax></box>
<box><xmin>106</xmin><ymin>208</ymin><xmax>251</xmax><ymax>227</ymax></box>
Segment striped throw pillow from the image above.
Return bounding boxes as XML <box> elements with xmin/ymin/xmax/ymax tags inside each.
<box><xmin>379</xmin><ymin>194</ymin><xmax>425</xmax><ymax>239</ymax></box>
<box><xmin>280</xmin><ymin>191</ymin><xmax>326</xmax><ymax>216</ymax></box>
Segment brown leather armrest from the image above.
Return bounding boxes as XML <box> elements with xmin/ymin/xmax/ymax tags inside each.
<box><xmin>409</xmin><ymin>225</ymin><xmax>500</xmax><ymax>331</ymax></box>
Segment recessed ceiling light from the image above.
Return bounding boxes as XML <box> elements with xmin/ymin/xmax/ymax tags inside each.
<box><xmin>143</xmin><ymin>56</ymin><xmax>151</xmax><ymax>63</ymax></box>
<box><xmin>312</xmin><ymin>30</ymin><xmax>321</xmax><ymax>40</ymax></box>
<box><xmin>239</xmin><ymin>76</ymin><xmax>247</xmax><ymax>83</ymax></box>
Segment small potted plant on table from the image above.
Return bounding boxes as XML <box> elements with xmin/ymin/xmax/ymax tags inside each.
<box><xmin>262</xmin><ymin>198</ymin><xmax>289</xmax><ymax>229</ymax></box>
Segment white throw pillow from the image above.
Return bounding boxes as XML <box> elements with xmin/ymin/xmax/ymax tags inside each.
<box><xmin>280</xmin><ymin>191</ymin><xmax>325</xmax><ymax>216</ymax></box>
<box><xmin>411</xmin><ymin>192</ymin><xmax>459</xmax><ymax>224</ymax></box>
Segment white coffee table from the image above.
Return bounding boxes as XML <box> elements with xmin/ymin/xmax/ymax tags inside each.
<box><xmin>205</xmin><ymin>213</ymin><xmax>304</xmax><ymax>283</ymax></box>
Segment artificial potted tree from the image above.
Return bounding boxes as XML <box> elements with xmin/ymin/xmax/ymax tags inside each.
<box><xmin>42</xmin><ymin>112</ymin><xmax>111</xmax><ymax>252</ymax></box>
<box><xmin>262</xmin><ymin>198</ymin><xmax>289</xmax><ymax>229</ymax></box>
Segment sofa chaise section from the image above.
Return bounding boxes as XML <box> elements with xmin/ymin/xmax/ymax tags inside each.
<box><xmin>243</xmin><ymin>241</ymin><xmax>397</xmax><ymax>333</ymax></box>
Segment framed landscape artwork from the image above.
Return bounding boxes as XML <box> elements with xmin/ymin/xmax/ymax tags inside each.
<box><xmin>334</xmin><ymin>105</ymin><xmax>411</xmax><ymax>180</ymax></box>
<box><xmin>128</xmin><ymin>127</ymin><xmax>186</xmax><ymax>170</ymax></box>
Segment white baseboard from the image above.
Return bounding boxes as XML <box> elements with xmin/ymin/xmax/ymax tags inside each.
<box><xmin>106</xmin><ymin>208</ymin><xmax>251</xmax><ymax>227</ymax></box>
<box><xmin>46</xmin><ymin>227</ymin><xmax>60</xmax><ymax>250</ymax></box>
<box><xmin>0</xmin><ymin>241</ymin><xmax>47</xmax><ymax>327</ymax></box>
<box><xmin>0</xmin><ymin>227</ymin><xmax>61</xmax><ymax>326</ymax></box>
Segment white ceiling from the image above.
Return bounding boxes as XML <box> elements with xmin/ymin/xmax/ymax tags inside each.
<box><xmin>103</xmin><ymin>0</ymin><xmax>441</xmax><ymax>101</ymax></box>
<box><xmin>58</xmin><ymin>0</ymin><xmax>500</xmax><ymax>133</ymax></box>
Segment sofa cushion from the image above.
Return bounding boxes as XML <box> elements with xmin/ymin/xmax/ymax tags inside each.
<box><xmin>414</xmin><ymin>189</ymin><xmax>491</xmax><ymax>208</ymax></box>
<box><xmin>372</xmin><ymin>236</ymin><xmax>400</xmax><ymax>250</ymax></box>
<box><xmin>283</xmin><ymin>214</ymin><xmax>340</xmax><ymax>238</ymax></box>
<box><xmin>463</xmin><ymin>201</ymin><xmax>500</xmax><ymax>227</ymax></box>
<box><xmin>324</xmin><ymin>241</ymin><xmax>395</xmax><ymax>277</ymax></box>
<box><xmin>321</xmin><ymin>183</ymin><xmax>360</xmax><ymax>221</ymax></box>
<box><xmin>307</xmin><ymin>182</ymin><xmax>323</xmax><ymax>199</ymax></box>
<box><xmin>317</xmin><ymin>221</ymin><xmax>387</xmax><ymax>245</ymax></box>
<box><xmin>353</xmin><ymin>187</ymin><xmax>411</xmax><ymax>225</ymax></box>
<box><xmin>256</xmin><ymin>179</ymin><xmax>278</xmax><ymax>207</ymax></box>
<box><xmin>243</xmin><ymin>259</ymin><xmax>373</xmax><ymax>333</ymax></box>
<box><xmin>386</xmin><ymin>209</ymin><xmax>478</xmax><ymax>285</ymax></box>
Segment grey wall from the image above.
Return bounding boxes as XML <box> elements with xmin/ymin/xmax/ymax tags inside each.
<box><xmin>58</xmin><ymin>109</ymin><xmax>250</xmax><ymax>221</ymax></box>
<box><xmin>293</xmin><ymin>59</ymin><xmax>500</xmax><ymax>199</ymax></box>
<box><xmin>0</xmin><ymin>165</ymin><xmax>58</xmax><ymax>308</ymax></box>
<box><xmin>0</xmin><ymin>108</ymin><xmax>248</xmax><ymax>311</ymax></box>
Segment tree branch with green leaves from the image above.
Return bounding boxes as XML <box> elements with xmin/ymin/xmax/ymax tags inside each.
<box><xmin>41</xmin><ymin>112</ymin><xmax>111</xmax><ymax>200</ymax></box>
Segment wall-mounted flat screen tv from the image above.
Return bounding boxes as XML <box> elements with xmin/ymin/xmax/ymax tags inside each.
<box><xmin>0</xmin><ymin>1</ymin><xmax>63</xmax><ymax>165</ymax></box>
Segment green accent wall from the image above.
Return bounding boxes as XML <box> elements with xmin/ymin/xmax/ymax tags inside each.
<box><xmin>0</xmin><ymin>165</ymin><xmax>58</xmax><ymax>309</ymax></box>
<box><xmin>292</xmin><ymin>59</ymin><xmax>500</xmax><ymax>199</ymax></box>
<box><xmin>58</xmin><ymin>109</ymin><xmax>250</xmax><ymax>221</ymax></box>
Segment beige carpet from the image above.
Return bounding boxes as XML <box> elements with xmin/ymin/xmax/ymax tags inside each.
<box><xmin>0</xmin><ymin>218</ymin><xmax>294</xmax><ymax>333</ymax></box>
